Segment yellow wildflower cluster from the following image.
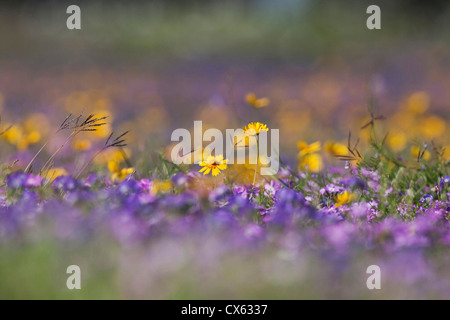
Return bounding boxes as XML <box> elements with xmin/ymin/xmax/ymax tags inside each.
<box><xmin>245</xmin><ymin>93</ymin><xmax>270</xmax><ymax>109</ymax></box>
<box><xmin>386</xmin><ymin>91</ymin><xmax>447</xmax><ymax>153</ymax></box>
<box><xmin>297</xmin><ymin>141</ymin><xmax>323</xmax><ymax>173</ymax></box>
<box><xmin>335</xmin><ymin>191</ymin><xmax>355</xmax><ymax>207</ymax></box>
<box><xmin>108</xmin><ymin>160</ymin><xmax>134</xmax><ymax>182</ymax></box>
<box><xmin>151</xmin><ymin>180</ymin><xmax>173</xmax><ymax>195</ymax></box>
<box><xmin>1</xmin><ymin>113</ymin><xmax>49</xmax><ymax>151</ymax></box>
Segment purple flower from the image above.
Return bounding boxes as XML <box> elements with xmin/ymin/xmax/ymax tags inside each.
<box><xmin>116</xmin><ymin>179</ymin><xmax>142</xmax><ymax>195</ymax></box>
<box><xmin>171</xmin><ymin>173</ymin><xmax>190</xmax><ymax>187</ymax></box>
<box><xmin>53</xmin><ymin>176</ymin><xmax>79</xmax><ymax>192</ymax></box>
<box><xmin>6</xmin><ymin>171</ymin><xmax>42</xmax><ymax>189</ymax></box>
<box><xmin>138</xmin><ymin>178</ymin><xmax>153</xmax><ymax>193</ymax></box>
<box><xmin>341</xmin><ymin>177</ymin><xmax>366</xmax><ymax>190</ymax></box>
<box><xmin>320</xmin><ymin>183</ymin><xmax>344</xmax><ymax>195</ymax></box>
<box><xmin>209</xmin><ymin>185</ymin><xmax>232</xmax><ymax>203</ymax></box>
<box><xmin>263</xmin><ymin>180</ymin><xmax>281</xmax><ymax>198</ymax></box>
<box><xmin>420</xmin><ymin>194</ymin><xmax>433</xmax><ymax>204</ymax></box>
<box><xmin>233</xmin><ymin>184</ymin><xmax>260</xmax><ymax>200</ymax></box>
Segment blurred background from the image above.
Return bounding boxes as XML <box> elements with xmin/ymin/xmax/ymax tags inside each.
<box><xmin>0</xmin><ymin>0</ymin><xmax>449</xmax><ymax>168</ymax></box>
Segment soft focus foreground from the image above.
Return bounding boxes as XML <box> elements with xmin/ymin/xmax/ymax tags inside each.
<box><xmin>0</xmin><ymin>1</ymin><xmax>450</xmax><ymax>299</ymax></box>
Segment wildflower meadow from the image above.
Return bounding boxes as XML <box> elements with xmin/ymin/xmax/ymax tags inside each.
<box><xmin>1</xmin><ymin>1</ymin><xmax>450</xmax><ymax>301</ymax></box>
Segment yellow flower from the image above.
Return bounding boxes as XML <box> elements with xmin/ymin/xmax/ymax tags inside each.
<box><xmin>108</xmin><ymin>160</ymin><xmax>134</xmax><ymax>182</ymax></box>
<box><xmin>111</xmin><ymin>168</ymin><xmax>134</xmax><ymax>182</ymax></box>
<box><xmin>72</xmin><ymin>139</ymin><xmax>92</xmax><ymax>151</ymax></box>
<box><xmin>335</xmin><ymin>191</ymin><xmax>355</xmax><ymax>207</ymax></box>
<box><xmin>243</xmin><ymin>122</ymin><xmax>268</xmax><ymax>136</ymax></box>
<box><xmin>387</xmin><ymin>131</ymin><xmax>407</xmax><ymax>152</ymax></box>
<box><xmin>24</xmin><ymin>113</ymin><xmax>50</xmax><ymax>136</ymax></box>
<box><xmin>442</xmin><ymin>145</ymin><xmax>450</xmax><ymax>162</ymax></box>
<box><xmin>1</xmin><ymin>122</ymin><xmax>42</xmax><ymax>151</ymax></box>
<box><xmin>44</xmin><ymin>167</ymin><xmax>68</xmax><ymax>182</ymax></box>
<box><xmin>199</xmin><ymin>155</ymin><xmax>228</xmax><ymax>176</ymax></box>
<box><xmin>411</xmin><ymin>146</ymin><xmax>431</xmax><ymax>161</ymax></box>
<box><xmin>420</xmin><ymin>115</ymin><xmax>446</xmax><ymax>139</ymax></box>
<box><xmin>324</xmin><ymin>141</ymin><xmax>348</xmax><ymax>156</ymax></box>
<box><xmin>245</xmin><ymin>93</ymin><xmax>270</xmax><ymax>108</ymax></box>
<box><xmin>26</xmin><ymin>131</ymin><xmax>41</xmax><ymax>144</ymax></box>
<box><xmin>91</xmin><ymin>110</ymin><xmax>112</xmax><ymax>139</ymax></box>
<box><xmin>151</xmin><ymin>180</ymin><xmax>173</xmax><ymax>195</ymax></box>
<box><xmin>2</xmin><ymin>125</ymin><xmax>23</xmax><ymax>145</ymax></box>
<box><xmin>297</xmin><ymin>141</ymin><xmax>321</xmax><ymax>157</ymax></box>
<box><xmin>298</xmin><ymin>153</ymin><xmax>323</xmax><ymax>173</ymax></box>
<box><xmin>95</xmin><ymin>148</ymin><xmax>131</xmax><ymax>165</ymax></box>
<box><xmin>406</xmin><ymin>91</ymin><xmax>429</xmax><ymax>115</ymax></box>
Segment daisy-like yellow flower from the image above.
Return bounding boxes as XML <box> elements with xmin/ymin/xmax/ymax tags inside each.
<box><xmin>199</xmin><ymin>155</ymin><xmax>228</xmax><ymax>176</ymax></box>
<box><xmin>335</xmin><ymin>191</ymin><xmax>355</xmax><ymax>207</ymax></box>
<box><xmin>245</xmin><ymin>93</ymin><xmax>270</xmax><ymax>108</ymax></box>
<box><xmin>243</xmin><ymin>122</ymin><xmax>269</xmax><ymax>136</ymax></box>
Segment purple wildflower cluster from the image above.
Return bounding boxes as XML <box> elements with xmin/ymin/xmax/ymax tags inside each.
<box><xmin>0</xmin><ymin>168</ymin><xmax>450</xmax><ymax>298</ymax></box>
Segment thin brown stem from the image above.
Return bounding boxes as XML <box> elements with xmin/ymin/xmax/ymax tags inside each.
<box><xmin>41</xmin><ymin>130</ymin><xmax>78</xmax><ymax>174</ymax></box>
<box><xmin>75</xmin><ymin>148</ymin><xmax>104</xmax><ymax>178</ymax></box>
<box><xmin>24</xmin><ymin>141</ymin><xmax>48</xmax><ymax>173</ymax></box>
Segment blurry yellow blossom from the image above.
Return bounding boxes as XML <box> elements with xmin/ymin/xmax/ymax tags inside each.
<box><xmin>108</xmin><ymin>160</ymin><xmax>134</xmax><ymax>182</ymax></box>
<box><xmin>2</xmin><ymin>125</ymin><xmax>22</xmax><ymax>145</ymax></box>
<box><xmin>95</xmin><ymin>148</ymin><xmax>131</xmax><ymax>165</ymax></box>
<box><xmin>27</xmin><ymin>131</ymin><xmax>41</xmax><ymax>144</ymax></box>
<box><xmin>420</xmin><ymin>115</ymin><xmax>446</xmax><ymax>139</ymax></box>
<box><xmin>151</xmin><ymin>180</ymin><xmax>173</xmax><ymax>195</ymax></box>
<box><xmin>199</xmin><ymin>155</ymin><xmax>228</xmax><ymax>176</ymax></box>
<box><xmin>44</xmin><ymin>167</ymin><xmax>68</xmax><ymax>182</ymax></box>
<box><xmin>72</xmin><ymin>139</ymin><xmax>92</xmax><ymax>151</ymax></box>
<box><xmin>411</xmin><ymin>146</ymin><xmax>431</xmax><ymax>161</ymax></box>
<box><xmin>1</xmin><ymin>124</ymin><xmax>41</xmax><ymax>151</ymax></box>
<box><xmin>24</xmin><ymin>113</ymin><xmax>50</xmax><ymax>136</ymax></box>
<box><xmin>324</xmin><ymin>141</ymin><xmax>348</xmax><ymax>156</ymax></box>
<box><xmin>297</xmin><ymin>141</ymin><xmax>322</xmax><ymax>172</ymax></box>
<box><xmin>298</xmin><ymin>153</ymin><xmax>323</xmax><ymax>173</ymax></box>
<box><xmin>406</xmin><ymin>91</ymin><xmax>429</xmax><ymax>115</ymax></box>
<box><xmin>90</xmin><ymin>110</ymin><xmax>112</xmax><ymax>139</ymax></box>
<box><xmin>442</xmin><ymin>145</ymin><xmax>450</xmax><ymax>162</ymax></box>
<box><xmin>297</xmin><ymin>141</ymin><xmax>321</xmax><ymax>157</ymax></box>
<box><xmin>64</xmin><ymin>90</ymin><xmax>113</xmax><ymax>114</ymax></box>
<box><xmin>335</xmin><ymin>191</ymin><xmax>355</xmax><ymax>207</ymax></box>
<box><xmin>245</xmin><ymin>93</ymin><xmax>270</xmax><ymax>108</ymax></box>
<box><xmin>387</xmin><ymin>131</ymin><xmax>407</xmax><ymax>152</ymax></box>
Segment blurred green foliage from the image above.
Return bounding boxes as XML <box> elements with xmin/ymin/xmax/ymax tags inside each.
<box><xmin>0</xmin><ymin>0</ymin><xmax>449</xmax><ymax>63</ymax></box>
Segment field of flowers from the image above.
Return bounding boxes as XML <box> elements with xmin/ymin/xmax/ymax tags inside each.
<box><xmin>0</xmin><ymin>1</ymin><xmax>450</xmax><ymax>300</ymax></box>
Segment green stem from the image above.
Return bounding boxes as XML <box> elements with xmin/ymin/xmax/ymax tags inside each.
<box><xmin>253</xmin><ymin>136</ymin><xmax>259</xmax><ymax>186</ymax></box>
